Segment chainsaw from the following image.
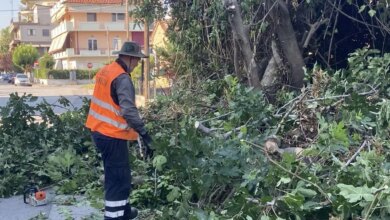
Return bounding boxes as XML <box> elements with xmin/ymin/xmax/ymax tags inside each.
<box><xmin>23</xmin><ymin>185</ymin><xmax>47</xmax><ymax>206</ymax></box>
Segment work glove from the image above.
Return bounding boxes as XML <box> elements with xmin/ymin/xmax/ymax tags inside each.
<box><xmin>140</xmin><ymin>131</ymin><xmax>154</xmax><ymax>158</ymax></box>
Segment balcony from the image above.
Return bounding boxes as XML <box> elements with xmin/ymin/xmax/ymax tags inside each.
<box><xmin>77</xmin><ymin>22</ymin><xmax>128</xmax><ymax>31</ymax></box>
<box><xmin>50</xmin><ymin>0</ymin><xmax>66</xmax><ymax>17</ymax></box>
<box><xmin>53</xmin><ymin>48</ymin><xmax>117</xmax><ymax>59</ymax></box>
<box><xmin>51</xmin><ymin>21</ymin><xmax>153</xmax><ymax>37</ymax></box>
<box><xmin>53</xmin><ymin>48</ymin><xmax>74</xmax><ymax>59</ymax></box>
<box><xmin>51</xmin><ymin>21</ymin><xmax>74</xmax><ymax>38</ymax></box>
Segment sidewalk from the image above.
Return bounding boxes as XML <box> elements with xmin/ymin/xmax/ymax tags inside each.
<box><xmin>0</xmin><ymin>189</ymin><xmax>101</xmax><ymax>220</ymax></box>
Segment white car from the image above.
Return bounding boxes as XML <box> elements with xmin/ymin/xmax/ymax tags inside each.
<box><xmin>14</xmin><ymin>74</ymin><xmax>31</xmax><ymax>86</ymax></box>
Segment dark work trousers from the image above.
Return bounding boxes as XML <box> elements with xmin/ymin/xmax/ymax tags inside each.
<box><xmin>92</xmin><ymin>132</ymin><xmax>132</xmax><ymax>220</ymax></box>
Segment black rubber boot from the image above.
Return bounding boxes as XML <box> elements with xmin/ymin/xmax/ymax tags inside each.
<box><xmin>129</xmin><ymin>207</ymin><xmax>138</xmax><ymax>219</ymax></box>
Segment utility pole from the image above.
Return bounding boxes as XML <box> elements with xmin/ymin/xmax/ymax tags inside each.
<box><xmin>125</xmin><ymin>0</ymin><xmax>129</xmax><ymax>41</ymax></box>
<box><xmin>143</xmin><ymin>18</ymin><xmax>150</xmax><ymax>100</ymax></box>
<box><xmin>10</xmin><ymin>0</ymin><xmax>13</xmax><ymax>21</ymax></box>
<box><xmin>106</xmin><ymin>26</ymin><xmax>110</xmax><ymax>62</ymax></box>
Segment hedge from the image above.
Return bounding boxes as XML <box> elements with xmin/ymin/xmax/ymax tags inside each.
<box><xmin>45</xmin><ymin>69</ymin><xmax>99</xmax><ymax>80</ymax></box>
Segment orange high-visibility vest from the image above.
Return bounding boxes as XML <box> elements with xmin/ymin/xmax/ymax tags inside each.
<box><xmin>85</xmin><ymin>62</ymin><xmax>138</xmax><ymax>140</ymax></box>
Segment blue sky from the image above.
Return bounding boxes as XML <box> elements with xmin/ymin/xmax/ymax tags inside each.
<box><xmin>0</xmin><ymin>0</ymin><xmax>21</xmax><ymax>30</ymax></box>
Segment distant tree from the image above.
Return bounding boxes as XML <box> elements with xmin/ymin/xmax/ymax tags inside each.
<box><xmin>39</xmin><ymin>53</ymin><xmax>55</xmax><ymax>69</ymax></box>
<box><xmin>0</xmin><ymin>53</ymin><xmax>13</xmax><ymax>72</ymax></box>
<box><xmin>12</xmin><ymin>44</ymin><xmax>39</xmax><ymax>73</ymax></box>
<box><xmin>36</xmin><ymin>53</ymin><xmax>55</xmax><ymax>78</ymax></box>
<box><xmin>0</xmin><ymin>27</ymin><xmax>11</xmax><ymax>54</ymax></box>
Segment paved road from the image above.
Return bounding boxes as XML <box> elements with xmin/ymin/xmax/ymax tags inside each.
<box><xmin>0</xmin><ymin>83</ymin><xmax>101</xmax><ymax>219</ymax></box>
<box><xmin>0</xmin><ymin>189</ymin><xmax>101</xmax><ymax>220</ymax></box>
<box><xmin>0</xmin><ymin>82</ymin><xmax>92</xmax><ymax>114</ymax></box>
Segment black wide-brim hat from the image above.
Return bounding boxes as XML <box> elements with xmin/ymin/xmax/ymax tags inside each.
<box><xmin>112</xmin><ymin>41</ymin><xmax>148</xmax><ymax>58</ymax></box>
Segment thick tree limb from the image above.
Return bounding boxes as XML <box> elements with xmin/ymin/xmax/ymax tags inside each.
<box><xmin>261</xmin><ymin>40</ymin><xmax>284</xmax><ymax>101</ymax></box>
<box><xmin>223</xmin><ymin>0</ymin><xmax>261</xmax><ymax>88</ymax></box>
<box><xmin>269</xmin><ymin>0</ymin><xmax>305</xmax><ymax>89</ymax></box>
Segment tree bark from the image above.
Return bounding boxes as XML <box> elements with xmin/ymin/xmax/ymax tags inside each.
<box><xmin>270</xmin><ymin>0</ymin><xmax>305</xmax><ymax>89</ymax></box>
<box><xmin>223</xmin><ymin>0</ymin><xmax>261</xmax><ymax>88</ymax></box>
<box><xmin>261</xmin><ymin>41</ymin><xmax>282</xmax><ymax>87</ymax></box>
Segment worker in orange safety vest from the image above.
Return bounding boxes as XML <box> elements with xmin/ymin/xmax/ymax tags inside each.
<box><xmin>86</xmin><ymin>41</ymin><xmax>153</xmax><ymax>219</ymax></box>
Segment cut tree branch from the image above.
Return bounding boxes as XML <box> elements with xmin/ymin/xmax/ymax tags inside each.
<box><xmin>195</xmin><ymin>121</ymin><xmax>245</xmax><ymax>139</ymax></box>
<box><xmin>341</xmin><ymin>140</ymin><xmax>369</xmax><ymax>170</ymax></box>
<box><xmin>243</xmin><ymin>140</ymin><xmax>332</xmax><ymax>203</ymax></box>
<box><xmin>303</xmin><ymin>18</ymin><xmax>329</xmax><ymax>48</ymax></box>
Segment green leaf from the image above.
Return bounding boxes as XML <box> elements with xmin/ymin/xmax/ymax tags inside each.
<box><xmin>240</xmin><ymin>126</ymin><xmax>247</xmax><ymax>134</ymax></box>
<box><xmin>303</xmin><ymin>201</ymin><xmax>322</xmax><ymax>210</ymax></box>
<box><xmin>152</xmin><ymin>155</ymin><xmax>167</xmax><ymax>171</ymax></box>
<box><xmin>283</xmin><ymin>193</ymin><xmax>304</xmax><ymax>210</ymax></box>
<box><xmin>337</xmin><ymin>184</ymin><xmax>377</xmax><ymax>203</ymax></box>
<box><xmin>260</xmin><ymin>216</ymin><xmax>270</xmax><ymax>220</ymax></box>
<box><xmin>246</xmin><ymin>216</ymin><xmax>253</xmax><ymax>220</ymax></box>
<box><xmin>330</xmin><ymin>121</ymin><xmax>349</xmax><ymax>147</ymax></box>
<box><xmin>358</xmin><ymin>5</ymin><xmax>366</xmax><ymax>13</ymax></box>
<box><xmin>368</xmin><ymin>9</ymin><xmax>376</xmax><ymax>17</ymax></box>
<box><xmin>167</xmin><ymin>186</ymin><xmax>180</xmax><ymax>202</ymax></box>
<box><xmin>277</xmin><ymin>177</ymin><xmax>291</xmax><ymax>187</ymax></box>
<box><xmin>297</xmin><ymin>188</ymin><xmax>317</xmax><ymax>197</ymax></box>
<box><xmin>193</xmin><ymin>209</ymin><xmax>208</xmax><ymax>220</ymax></box>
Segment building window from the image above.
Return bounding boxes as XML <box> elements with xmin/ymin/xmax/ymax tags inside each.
<box><xmin>42</xmin><ymin>29</ymin><xmax>50</xmax><ymax>37</ymax></box>
<box><xmin>88</xmin><ymin>39</ymin><xmax>97</xmax><ymax>50</ymax></box>
<box><xmin>112</xmin><ymin>38</ymin><xmax>121</xmax><ymax>50</ymax></box>
<box><xmin>112</xmin><ymin>13</ymin><xmax>125</xmax><ymax>22</ymax></box>
<box><xmin>87</xmin><ymin>13</ymin><xmax>97</xmax><ymax>22</ymax></box>
<box><xmin>28</xmin><ymin>29</ymin><xmax>36</xmax><ymax>36</ymax></box>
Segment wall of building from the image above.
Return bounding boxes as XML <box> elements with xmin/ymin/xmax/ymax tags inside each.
<box><xmin>69</xmin><ymin>31</ymin><xmax>129</xmax><ymax>52</ymax></box>
<box><xmin>51</xmin><ymin>3</ymin><xmax>154</xmax><ymax>70</ymax></box>
<box><xmin>152</xmin><ymin>23</ymin><xmax>168</xmax><ymax>49</ymax></box>
<box><xmin>61</xmin><ymin>56</ymin><xmax>111</xmax><ymax>70</ymax></box>
<box><xmin>34</xmin><ymin>5</ymin><xmax>51</xmax><ymax>25</ymax></box>
<box><xmin>19</xmin><ymin>24</ymin><xmax>52</xmax><ymax>43</ymax></box>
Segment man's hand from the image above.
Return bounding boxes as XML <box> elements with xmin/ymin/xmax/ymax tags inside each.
<box><xmin>140</xmin><ymin>132</ymin><xmax>153</xmax><ymax>158</ymax></box>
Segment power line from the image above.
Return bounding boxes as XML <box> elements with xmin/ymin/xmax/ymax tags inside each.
<box><xmin>0</xmin><ymin>3</ymin><xmax>140</xmax><ymax>13</ymax></box>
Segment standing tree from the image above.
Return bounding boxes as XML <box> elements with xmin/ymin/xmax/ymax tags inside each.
<box><xmin>0</xmin><ymin>27</ymin><xmax>11</xmax><ymax>54</ymax></box>
<box><xmin>36</xmin><ymin>53</ymin><xmax>55</xmax><ymax>79</ymax></box>
<box><xmin>0</xmin><ymin>27</ymin><xmax>13</xmax><ymax>72</ymax></box>
<box><xmin>0</xmin><ymin>53</ymin><xmax>13</xmax><ymax>72</ymax></box>
<box><xmin>12</xmin><ymin>44</ymin><xmax>39</xmax><ymax>74</ymax></box>
<box><xmin>132</xmin><ymin>0</ymin><xmax>390</xmax><ymax>97</ymax></box>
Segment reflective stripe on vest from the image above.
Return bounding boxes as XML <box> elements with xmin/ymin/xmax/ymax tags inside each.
<box><xmin>89</xmin><ymin>109</ymin><xmax>128</xmax><ymax>130</ymax></box>
<box><xmin>85</xmin><ymin>61</ymin><xmax>139</xmax><ymax>140</ymax></box>
<box><xmin>91</xmin><ymin>96</ymin><xmax>122</xmax><ymax>116</ymax></box>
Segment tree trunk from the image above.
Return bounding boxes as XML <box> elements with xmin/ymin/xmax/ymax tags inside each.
<box><xmin>261</xmin><ymin>40</ymin><xmax>283</xmax><ymax>101</ymax></box>
<box><xmin>223</xmin><ymin>0</ymin><xmax>261</xmax><ymax>88</ymax></box>
<box><xmin>270</xmin><ymin>0</ymin><xmax>305</xmax><ymax>89</ymax></box>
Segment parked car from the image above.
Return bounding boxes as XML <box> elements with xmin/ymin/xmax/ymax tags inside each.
<box><xmin>7</xmin><ymin>73</ymin><xmax>16</xmax><ymax>84</ymax></box>
<box><xmin>2</xmin><ymin>74</ymin><xmax>11</xmax><ymax>82</ymax></box>
<box><xmin>14</xmin><ymin>74</ymin><xmax>31</xmax><ymax>86</ymax></box>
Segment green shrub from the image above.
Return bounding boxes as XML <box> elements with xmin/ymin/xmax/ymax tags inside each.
<box><xmin>47</xmin><ymin>69</ymin><xmax>69</xmax><ymax>79</ymax></box>
<box><xmin>0</xmin><ymin>94</ymin><xmax>97</xmax><ymax>197</ymax></box>
<box><xmin>35</xmin><ymin>53</ymin><xmax>55</xmax><ymax>79</ymax></box>
<box><xmin>75</xmin><ymin>69</ymin><xmax>98</xmax><ymax>80</ymax></box>
<box><xmin>44</xmin><ymin>69</ymin><xmax>98</xmax><ymax>80</ymax></box>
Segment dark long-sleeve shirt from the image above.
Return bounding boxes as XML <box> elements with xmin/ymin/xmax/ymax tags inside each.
<box><xmin>110</xmin><ymin>58</ymin><xmax>146</xmax><ymax>135</ymax></box>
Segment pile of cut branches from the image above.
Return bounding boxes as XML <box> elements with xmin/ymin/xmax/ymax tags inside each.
<box><xmin>133</xmin><ymin>48</ymin><xmax>390</xmax><ymax>219</ymax></box>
